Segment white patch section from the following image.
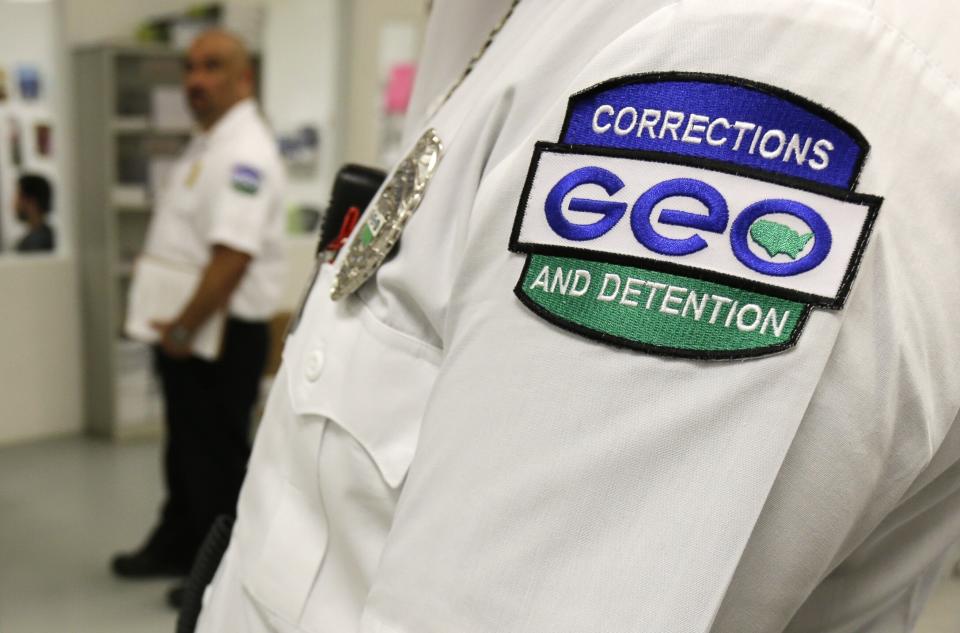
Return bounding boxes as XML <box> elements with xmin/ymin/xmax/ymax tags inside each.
<box><xmin>516</xmin><ymin>150</ymin><xmax>874</xmax><ymax>303</ymax></box>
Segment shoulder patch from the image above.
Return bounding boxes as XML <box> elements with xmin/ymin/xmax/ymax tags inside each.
<box><xmin>508</xmin><ymin>72</ymin><xmax>881</xmax><ymax>360</ymax></box>
<box><xmin>231</xmin><ymin>164</ymin><xmax>262</xmax><ymax>195</ymax></box>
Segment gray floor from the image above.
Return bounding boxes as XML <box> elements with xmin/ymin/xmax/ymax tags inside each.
<box><xmin>0</xmin><ymin>437</ymin><xmax>177</xmax><ymax>633</ymax></box>
<box><xmin>0</xmin><ymin>436</ymin><xmax>957</xmax><ymax>633</ymax></box>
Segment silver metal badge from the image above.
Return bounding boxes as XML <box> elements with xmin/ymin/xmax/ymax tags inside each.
<box><xmin>330</xmin><ymin>129</ymin><xmax>444</xmax><ymax>300</ymax></box>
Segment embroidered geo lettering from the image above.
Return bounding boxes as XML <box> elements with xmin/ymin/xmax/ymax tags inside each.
<box><xmin>545</xmin><ymin>167</ymin><xmax>833</xmax><ymax>275</ymax></box>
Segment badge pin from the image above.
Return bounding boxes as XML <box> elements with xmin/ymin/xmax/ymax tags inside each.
<box><xmin>331</xmin><ymin>128</ymin><xmax>444</xmax><ymax>300</ymax></box>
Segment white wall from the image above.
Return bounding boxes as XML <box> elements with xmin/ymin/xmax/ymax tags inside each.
<box><xmin>262</xmin><ymin>0</ymin><xmax>343</xmax><ymax>308</ymax></box>
<box><xmin>340</xmin><ymin>0</ymin><xmax>427</xmax><ymax>166</ymax></box>
<box><xmin>0</xmin><ymin>1</ymin><xmax>83</xmax><ymax>445</ymax></box>
<box><xmin>0</xmin><ymin>258</ymin><xmax>83</xmax><ymax>444</ymax></box>
<box><xmin>262</xmin><ymin>0</ymin><xmax>339</xmax><ymax>213</ymax></box>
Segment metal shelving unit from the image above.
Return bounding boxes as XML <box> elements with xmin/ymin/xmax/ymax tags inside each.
<box><xmin>74</xmin><ymin>45</ymin><xmax>193</xmax><ymax>438</ymax></box>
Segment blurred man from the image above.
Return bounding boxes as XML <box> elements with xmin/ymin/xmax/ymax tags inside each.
<box><xmin>14</xmin><ymin>173</ymin><xmax>54</xmax><ymax>253</ymax></box>
<box><xmin>112</xmin><ymin>29</ymin><xmax>285</xmax><ymax>607</ymax></box>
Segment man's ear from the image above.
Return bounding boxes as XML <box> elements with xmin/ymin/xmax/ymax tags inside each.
<box><xmin>241</xmin><ymin>66</ymin><xmax>254</xmax><ymax>96</ymax></box>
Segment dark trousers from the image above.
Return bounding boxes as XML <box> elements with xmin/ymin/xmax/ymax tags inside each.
<box><xmin>151</xmin><ymin>317</ymin><xmax>269</xmax><ymax>565</ymax></box>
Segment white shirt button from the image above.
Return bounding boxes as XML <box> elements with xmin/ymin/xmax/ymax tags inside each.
<box><xmin>305</xmin><ymin>348</ymin><xmax>325</xmax><ymax>382</ymax></box>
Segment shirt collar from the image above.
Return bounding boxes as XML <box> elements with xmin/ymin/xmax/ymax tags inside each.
<box><xmin>199</xmin><ymin>98</ymin><xmax>258</xmax><ymax>145</ymax></box>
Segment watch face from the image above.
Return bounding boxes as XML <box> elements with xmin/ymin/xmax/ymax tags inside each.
<box><xmin>330</xmin><ymin>129</ymin><xmax>444</xmax><ymax>300</ymax></box>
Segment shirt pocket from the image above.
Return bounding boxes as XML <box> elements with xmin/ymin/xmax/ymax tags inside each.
<box><xmin>284</xmin><ymin>264</ymin><xmax>442</xmax><ymax>488</ymax></box>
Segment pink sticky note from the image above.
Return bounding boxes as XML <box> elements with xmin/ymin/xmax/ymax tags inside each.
<box><xmin>384</xmin><ymin>63</ymin><xmax>417</xmax><ymax>114</ymax></box>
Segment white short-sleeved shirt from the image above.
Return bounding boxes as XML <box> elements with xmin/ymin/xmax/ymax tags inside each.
<box><xmin>206</xmin><ymin>2</ymin><xmax>960</xmax><ymax>633</ymax></box>
<box><xmin>143</xmin><ymin>98</ymin><xmax>286</xmax><ymax>321</ymax></box>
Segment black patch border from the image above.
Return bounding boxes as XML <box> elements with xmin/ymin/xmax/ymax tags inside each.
<box><xmin>558</xmin><ymin>71</ymin><xmax>871</xmax><ymax>191</ymax></box>
<box><xmin>513</xmin><ymin>253</ymin><xmax>813</xmax><ymax>361</ymax></box>
<box><xmin>508</xmin><ymin>141</ymin><xmax>883</xmax><ymax>310</ymax></box>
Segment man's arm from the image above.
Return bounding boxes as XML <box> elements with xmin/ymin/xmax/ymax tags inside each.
<box><xmin>153</xmin><ymin>244</ymin><xmax>251</xmax><ymax>357</ymax></box>
<box><xmin>354</xmin><ymin>2</ymin><xmax>960</xmax><ymax>632</ymax></box>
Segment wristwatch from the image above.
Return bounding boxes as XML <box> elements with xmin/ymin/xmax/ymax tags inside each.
<box><xmin>168</xmin><ymin>324</ymin><xmax>193</xmax><ymax>348</ymax></box>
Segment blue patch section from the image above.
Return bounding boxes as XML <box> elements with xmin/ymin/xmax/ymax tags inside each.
<box><xmin>233</xmin><ymin>165</ymin><xmax>260</xmax><ymax>181</ymax></box>
<box><xmin>562</xmin><ymin>79</ymin><xmax>864</xmax><ymax>189</ymax></box>
<box><xmin>232</xmin><ymin>164</ymin><xmax>262</xmax><ymax>183</ymax></box>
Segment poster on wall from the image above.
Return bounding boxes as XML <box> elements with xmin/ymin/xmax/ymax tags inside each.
<box><xmin>34</xmin><ymin>121</ymin><xmax>51</xmax><ymax>158</ymax></box>
<box><xmin>277</xmin><ymin>125</ymin><xmax>320</xmax><ymax>173</ymax></box>
<box><xmin>16</xmin><ymin>64</ymin><xmax>41</xmax><ymax>101</ymax></box>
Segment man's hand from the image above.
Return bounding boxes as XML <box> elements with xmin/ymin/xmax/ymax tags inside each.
<box><xmin>152</xmin><ymin>245</ymin><xmax>252</xmax><ymax>359</ymax></box>
<box><xmin>151</xmin><ymin>319</ymin><xmax>193</xmax><ymax>359</ymax></box>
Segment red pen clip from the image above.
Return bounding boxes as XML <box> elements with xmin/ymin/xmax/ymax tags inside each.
<box><xmin>325</xmin><ymin>206</ymin><xmax>362</xmax><ymax>261</ymax></box>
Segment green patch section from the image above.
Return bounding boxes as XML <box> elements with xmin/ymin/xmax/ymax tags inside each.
<box><xmin>520</xmin><ymin>254</ymin><xmax>806</xmax><ymax>355</ymax></box>
<box><xmin>749</xmin><ymin>219</ymin><xmax>812</xmax><ymax>259</ymax></box>
<box><xmin>232</xmin><ymin>181</ymin><xmax>259</xmax><ymax>195</ymax></box>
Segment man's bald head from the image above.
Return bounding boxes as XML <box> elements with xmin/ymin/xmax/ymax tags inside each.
<box><xmin>184</xmin><ymin>29</ymin><xmax>254</xmax><ymax>130</ymax></box>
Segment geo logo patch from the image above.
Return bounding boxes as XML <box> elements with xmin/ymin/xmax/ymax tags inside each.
<box><xmin>231</xmin><ymin>164</ymin><xmax>262</xmax><ymax>195</ymax></box>
<box><xmin>508</xmin><ymin>72</ymin><xmax>882</xmax><ymax>360</ymax></box>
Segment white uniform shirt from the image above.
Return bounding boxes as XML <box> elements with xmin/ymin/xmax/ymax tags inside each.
<box><xmin>143</xmin><ymin>98</ymin><xmax>286</xmax><ymax>321</ymax></box>
<box><xmin>202</xmin><ymin>2</ymin><xmax>960</xmax><ymax>632</ymax></box>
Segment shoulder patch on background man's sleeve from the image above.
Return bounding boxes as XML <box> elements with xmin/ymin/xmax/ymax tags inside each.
<box><xmin>231</xmin><ymin>163</ymin><xmax>263</xmax><ymax>195</ymax></box>
<box><xmin>508</xmin><ymin>72</ymin><xmax>882</xmax><ymax>360</ymax></box>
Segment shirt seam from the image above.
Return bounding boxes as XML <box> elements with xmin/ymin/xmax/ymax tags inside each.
<box><xmin>858</xmin><ymin>4</ymin><xmax>960</xmax><ymax>97</ymax></box>
<box><xmin>768</xmin><ymin>0</ymin><xmax>960</xmax><ymax>98</ymax></box>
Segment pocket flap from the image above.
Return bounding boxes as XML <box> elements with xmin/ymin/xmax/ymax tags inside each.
<box><xmin>283</xmin><ymin>271</ymin><xmax>441</xmax><ymax>488</ymax></box>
